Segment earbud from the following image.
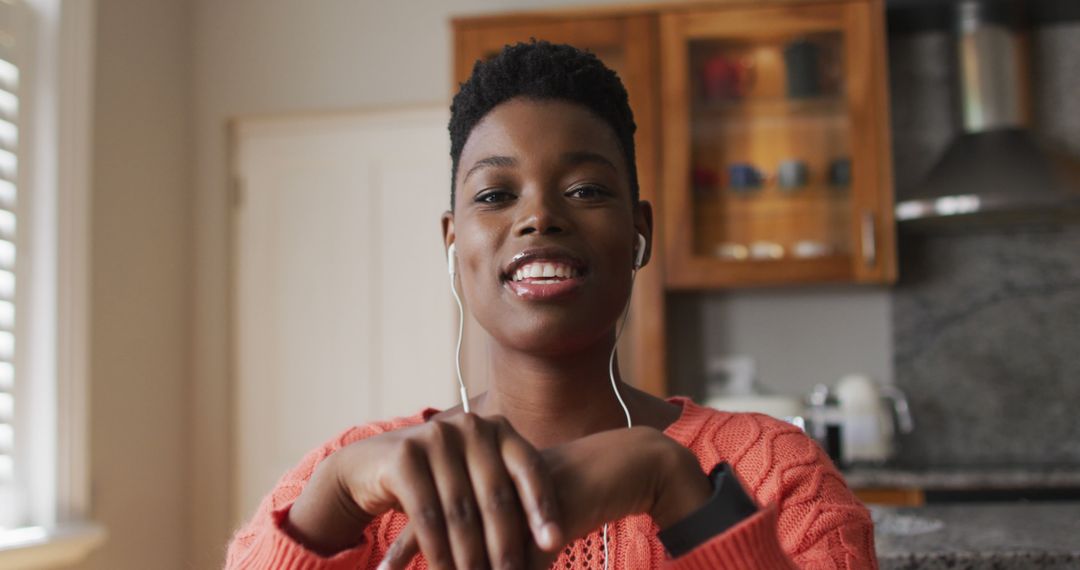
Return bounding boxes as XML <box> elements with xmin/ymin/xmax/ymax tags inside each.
<box><xmin>633</xmin><ymin>233</ymin><xmax>647</xmax><ymax>270</ymax></box>
<box><xmin>447</xmin><ymin>243</ymin><xmax>457</xmax><ymax>276</ymax></box>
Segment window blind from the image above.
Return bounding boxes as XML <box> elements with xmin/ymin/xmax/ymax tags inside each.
<box><xmin>0</xmin><ymin>0</ymin><xmax>20</xmax><ymax>529</ymax></box>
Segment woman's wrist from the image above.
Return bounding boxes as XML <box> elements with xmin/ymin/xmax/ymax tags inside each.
<box><xmin>284</xmin><ymin>450</ymin><xmax>374</xmax><ymax>556</ymax></box>
<box><xmin>650</xmin><ymin>443</ymin><xmax>713</xmax><ymax>530</ymax></box>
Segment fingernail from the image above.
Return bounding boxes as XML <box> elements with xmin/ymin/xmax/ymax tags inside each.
<box><xmin>540</xmin><ymin>522</ymin><xmax>558</xmax><ymax>548</ymax></box>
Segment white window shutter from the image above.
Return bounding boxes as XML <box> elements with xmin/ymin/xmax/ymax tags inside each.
<box><xmin>0</xmin><ymin>0</ymin><xmax>21</xmax><ymax>530</ymax></box>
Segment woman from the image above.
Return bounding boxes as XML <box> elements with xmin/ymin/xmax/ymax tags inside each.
<box><xmin>225</xmin><ymin>40</ymin><xmax>877</xmax><ymax>569</ymax></box>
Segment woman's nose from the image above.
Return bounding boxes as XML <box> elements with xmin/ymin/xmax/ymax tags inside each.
<box><xmin>513</xmin><ymin>189</ymin><xmax>568</xmax><ymax>237</ymax></box>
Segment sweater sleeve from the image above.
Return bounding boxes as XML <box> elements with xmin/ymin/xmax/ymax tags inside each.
<box><xmin>664</xmin><ymin>415</ymin><xmax>878</xmax><ymax>570</ymax></box>
<box><xmin>223</xmin><ymin>416</ymin><xmax>425</xmax><ymax>569</ymax></box>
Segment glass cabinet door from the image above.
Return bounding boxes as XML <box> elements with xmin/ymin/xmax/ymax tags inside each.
<box><xmin>662</xmin><ymin>2</ymin><xmax>894</xmax><ymax>287</ymax></box>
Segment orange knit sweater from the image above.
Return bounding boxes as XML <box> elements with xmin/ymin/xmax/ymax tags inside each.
<box><xmin>225</xmin><ymin>397</ymin><xmax>877</xmax><ymax>569</ymax></box>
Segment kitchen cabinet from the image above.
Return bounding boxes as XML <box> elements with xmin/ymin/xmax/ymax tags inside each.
<box><xmin>661</xmin><ymin>1</ymin><xmax>896</xmax><ymax>287</ymax></box>
<box><xmin>452</xmin><ymin>0</ymin><xmax>895</xmax><ymax>396</ymax></box>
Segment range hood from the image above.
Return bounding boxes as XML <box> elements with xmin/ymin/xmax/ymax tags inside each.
<box><xmin>895</xmin><ymin>0</ymin><xmax>1080</xmax><ymax>228</ymax></box>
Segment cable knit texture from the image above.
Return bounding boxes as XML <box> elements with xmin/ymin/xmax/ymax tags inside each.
<box><xmin>224</xmin><ymin>397</ymin><xmax>877</xmax><ymax>569</ymax></box>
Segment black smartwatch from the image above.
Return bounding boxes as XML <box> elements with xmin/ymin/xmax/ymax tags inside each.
<box><xmin>657</xmin><ymin>462</ymin><xmax>760</xmax><ymax>558</ymax></box>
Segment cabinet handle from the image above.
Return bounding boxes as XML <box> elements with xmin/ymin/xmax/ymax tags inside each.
<box><xmin>861</xmin><ymin>211</ymin><xmax>876</xmax><ymax>267</ymax></box>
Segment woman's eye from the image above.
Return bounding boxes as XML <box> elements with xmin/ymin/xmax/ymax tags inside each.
<box><xmin>475</xmin><ymin>189</ymin><xmax>514</xmax><ymax>204</ymax></box>
<box><xmin>567</xmin><ymin>184</ymin><xmax>607</xmax><ymax>200</ymax></box>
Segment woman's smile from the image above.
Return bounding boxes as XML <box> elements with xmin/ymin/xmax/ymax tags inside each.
<box><xmin>502</xmin><ymin>247</ymin><xmax>589</xmax><ymax>301</ymax></box>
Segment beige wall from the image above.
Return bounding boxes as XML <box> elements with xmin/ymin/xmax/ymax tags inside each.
<box><xmin>82</xmin><ymin>0</ymin><xmax>192</xmax><ymax>568</ymax></box>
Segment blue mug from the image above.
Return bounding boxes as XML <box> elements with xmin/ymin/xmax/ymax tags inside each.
<box><xmin>728</xmin><ymin>163</ymin><xmax>764</xmax><ymax>191</ymax></box>
<box><xmin>829</xmin><ymin>158</ymin><xmax>851</xmax><ymax>187</ymax></box>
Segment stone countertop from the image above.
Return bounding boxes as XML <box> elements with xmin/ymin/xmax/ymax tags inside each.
<box><xmin>874</xmin><ymin>502</ymin><xmax>1080</xmax><ymax>570</ymax></box>
<box><xmin>843</xmin><ymin>465</ymin><xmax>1080</xmax><ymax>490</ymax></box>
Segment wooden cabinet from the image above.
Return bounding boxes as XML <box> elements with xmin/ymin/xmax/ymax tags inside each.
<box><xmin>661</xmin><ymin>1</ymin><xmax>896</xmax><ymax>288</ymax></box>
<box><xmin>452</xmin><ymin>0</ymin><xmax>895</xmax><ymax>396</ymax></box>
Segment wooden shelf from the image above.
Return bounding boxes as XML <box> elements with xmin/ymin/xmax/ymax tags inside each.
<box><xmin>691</xmin><ymin>184</ymin><xmax>851</xmax><ymax>254</ymax></box>
<box><xmin>666</xmin><ymin>254</ymin><xmax>856</xmax><ymax>289</ymax></box>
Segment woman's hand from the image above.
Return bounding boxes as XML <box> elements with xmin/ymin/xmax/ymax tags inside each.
<box><xmin>528</xmin><ymin>426</ymin><xmax>712</xmax><ymax>567</ymax></box>
<box><xmin>286</xmin><ymin>413</ymin><xmax>564</xmax><ymax>570</ymax></box>
<box><xmin>383</xmin><ymin>425</ymin><xmax>712</xmax><ymax>569</ymax></box>
<box><xmin>548</xmin><ymin>426</ymin><xmax>711</xmax><ymax>533</ymax></box>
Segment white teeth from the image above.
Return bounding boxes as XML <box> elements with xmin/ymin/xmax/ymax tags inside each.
<box><xmin>510</xmin><ymin>261</ymin><xmax>579</xmax><ymax>282</ymax></box>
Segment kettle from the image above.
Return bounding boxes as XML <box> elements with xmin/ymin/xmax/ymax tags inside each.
<box><xmin>833</xmin><ymin>374</ymin><xmax>914</xmax><ymax>464</ymax></box>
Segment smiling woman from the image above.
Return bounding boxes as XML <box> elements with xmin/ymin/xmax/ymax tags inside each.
<box><xmin>224</xmin><ymin>40</ymin><xmax>878</xmax><ymax>570</ymax></box>
<box><xmin>446</xmin><ymin>97</ymin><xmax>644</xmax><ymax>354</ymax></box>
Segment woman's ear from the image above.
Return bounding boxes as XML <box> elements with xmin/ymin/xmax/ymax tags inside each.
<box><xmin>633</xmin><ymin>200</ymin><xmax>654</xmax><ymax>268</ymax></box>
<box><xmin>441</xmin><ymin>210</ymin><xmax>456</xmax><ymax>253</ymax></box>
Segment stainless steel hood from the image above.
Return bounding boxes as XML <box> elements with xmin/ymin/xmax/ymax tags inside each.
<box><xmin>895</xmin><ymin>0</ymin><xmax>1080</xmax><ymax>228</ymax></box>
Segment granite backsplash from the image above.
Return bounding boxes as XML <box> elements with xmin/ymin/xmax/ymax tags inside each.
<box><xmin>888</xmin><ymin>21</ymin><xmax>1080</xmax><ymax>467</ymax></box>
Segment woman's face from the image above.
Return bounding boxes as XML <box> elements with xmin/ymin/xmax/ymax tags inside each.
<box><xmin>443</xmin><ymin>97</ymin><xmax>652</xmax><ymax>355</ymax></box>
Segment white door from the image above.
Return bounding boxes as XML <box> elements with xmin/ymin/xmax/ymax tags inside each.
<box><xmin>232</xmin><ymin>106</ymin><xmax>457</xmax><ymax>523</ymax></box>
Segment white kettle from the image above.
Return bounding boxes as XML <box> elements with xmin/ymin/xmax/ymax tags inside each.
<box><xmin>833</xmin><ymin>374</ymin><xmax>914</xmax><ymax>464</ymax></box>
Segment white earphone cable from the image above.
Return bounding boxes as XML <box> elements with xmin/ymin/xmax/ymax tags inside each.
<box><xmin>449</xmin><ymin>270</ymin><xmax>470</xmax><ymax>414</ymax></box>
<box><xmin>602</xmin><ymin>266</ymin><xmax>637</xmax><ymax>570</ymax></box>
<box><xmin>607</xmin><ymin>267</ymin><xmax>636</xmax><ymax>429</ymax></box>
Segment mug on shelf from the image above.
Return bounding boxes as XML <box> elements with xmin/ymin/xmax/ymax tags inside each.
<box><xmin>692</xmin><ymin>166</ymin><xmax>721</xmax><ymax>192</ymax></box>
<box><xmin>792</xmin><ymin>240</ymin><xmax>832</xmax><ymax>258</ymax></box>
<box><xmin>702</xmin><ymin>54</ymin><xmax>756</xmax><ymax>100</ymax></box>
<box><xmin>783</xmin><ymin>39</ymin><xmax>822</xmax><ymax>99</ymax></box>
<box><xmin>749</xmin><ymin>241</ymin><xmax>785</xmax><ymax>260</ymax></box>
<box><xmin>716</xmin><ymin>242</ymin><xmax>749</xmax><ymax>261</ymax></box>
<box><xmin>828</xmin><ymin>157</ymin><xmax>852</xmax><ymax>188</ymax></box>
<box><xmin>727</xmin><ymin>162</ymin><xmax>765</xmax><ymax>192</ymax></box>
<box><xmin>778</xmin><ymin>159</ymin><xmax>809</xmax><ymax>191</ymax></box>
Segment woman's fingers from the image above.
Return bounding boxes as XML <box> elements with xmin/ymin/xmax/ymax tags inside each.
<box><xmin>376</xmin><ymin>414</ymin><xmax>562</xmax><ymax>568</ymax></box>
<box><xmin>425</xmin><ymin>420</ymin><xmax>490</xmax><ymax>570</ymax></box>
<box><xmin>496</xmin><ymin>418</ymin><xmax>563</xmax><ymax>551</ymax></box>
<box><xmin>378</xmin><ymin>524</ymin><xmax>419</xmax><ymax>570</ymax></box>
<box><xmin>385</xmin><ymin>440</ymin><xmax>454</xmax><ymax>569</ymax></box>
<box><xmin>461</xmin><ymin>414</ymin><xmax>527</xmax><ymax>569</ymax></box>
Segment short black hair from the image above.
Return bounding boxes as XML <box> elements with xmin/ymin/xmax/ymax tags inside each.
<box><xmin>448</xmin><ymin>39</ymin><xmax>639</xmax><ymax>209</ymax></box>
